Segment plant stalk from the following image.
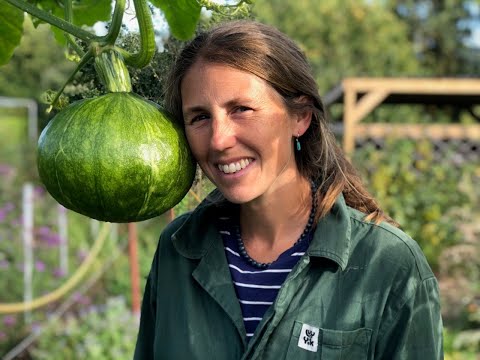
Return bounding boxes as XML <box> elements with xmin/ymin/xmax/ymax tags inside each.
<box><xmin>47</xmin><ymin>48</ymin><xmax>94</xmax><ymax>112</ymax></box>
<box><xmin>63</xmin><ymin>0</ymin><xmax>85</xmax><ymax>56</ymax></box>
<box><xmin>117</xmin><ymin>0</ymin><xmax>156</xmax><ymax>68</ymax></box>
<box><xmin>4</xmin><ymin>0</ymin><xmax>98</xmax><ymax>43</ymax></box>
<box><xmin>100</xmin><ymin>0</ymin><xmax>126</xmax><ymax>45</ymax></box>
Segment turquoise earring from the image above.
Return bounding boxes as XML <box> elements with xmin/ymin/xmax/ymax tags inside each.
<box><xmin>295</xmin><ymin>134</ymin><xmax>301</xmax><ymax>151</ymax></box>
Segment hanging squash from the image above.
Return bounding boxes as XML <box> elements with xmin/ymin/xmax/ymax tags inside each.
<box><xmin>37</xmin><ymin>50</ymin><xmax>196</xmax><ymax>222</ymax></box>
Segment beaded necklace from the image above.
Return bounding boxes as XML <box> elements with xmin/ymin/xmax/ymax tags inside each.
<box><xmin>235</xmin><ymin>180</ymin><xmax>317</xmax><ymax>269</ymax></box>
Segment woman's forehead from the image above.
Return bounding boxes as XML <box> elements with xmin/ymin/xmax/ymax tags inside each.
<box><xmin>180</xmin><ymin>62</ymin><xmax>284</xmax><ymax>110</ymax></box>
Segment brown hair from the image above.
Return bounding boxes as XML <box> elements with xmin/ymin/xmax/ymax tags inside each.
<box><xmin>165</xmin><ymin>20</ymin><xmax>397</xmax><ymax>226</ymax></box>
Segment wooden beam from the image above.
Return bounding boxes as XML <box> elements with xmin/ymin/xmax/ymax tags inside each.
<box><xmin>343</xmin><ymin>78</ymin><xmax>480</xmax><ymax>95</ymax></box>
<box><xmin>355</xmin><ymin>123</ymin><xmax>480</xmax><ymax>140</ymax></box>
<box><xmin>350</xmin><ymin>90</ymin><xmax>389</xmax><ymax>124</ymax></box>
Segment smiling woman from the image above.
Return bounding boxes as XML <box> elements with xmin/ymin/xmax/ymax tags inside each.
<box><xmin>134</xmin><ymin>20</ymin><xmax>444</xmax><ymax>360</ymax></box>
<box><xmin>181</xmin><ymin>61</ymin><xmax>310</xmax><ymax>206</ymax></box>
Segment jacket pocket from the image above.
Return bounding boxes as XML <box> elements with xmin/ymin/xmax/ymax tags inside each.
<box><xmin>285</xmin><ymin>321</ymin><xmax>372</xmax><ymax>359</ymax></box>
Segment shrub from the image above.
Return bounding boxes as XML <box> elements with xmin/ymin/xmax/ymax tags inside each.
<box><xmin>353</xmin><ymin>138</ymin><xmax>477</xmax><ymax>270</ymax></box>
<box><xmin>29</xmin><ymin>297</ymin><xmax>137</xmax><ymax>360</ymax></box>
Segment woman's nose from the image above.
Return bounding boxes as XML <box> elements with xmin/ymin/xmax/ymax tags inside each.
<box><xmin>210</xmin><ymin>117</ymin><xmax>236</xmax><ymax>151</ymax></box>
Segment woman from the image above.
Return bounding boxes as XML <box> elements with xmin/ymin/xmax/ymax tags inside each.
<box><xmin>134</xmin><ymin>20</ymin><xmax>443</xmax><ymax>359</ymax></box>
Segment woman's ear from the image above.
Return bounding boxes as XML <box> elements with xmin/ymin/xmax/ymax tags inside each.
<box><xmin>293</xmin><ymin>96</ymin><xmax>313</xmax><ymax>136</ymax></box>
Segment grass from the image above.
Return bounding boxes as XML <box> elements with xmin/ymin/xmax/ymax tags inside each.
<box><xmin>0</xmin><ymin>112</ymin><xmax>32</xmax><ymax>170</ymax></box>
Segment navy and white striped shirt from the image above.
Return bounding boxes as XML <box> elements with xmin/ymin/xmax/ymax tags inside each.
<box><xmin>219</xmin><ymin>214</ymin><xmax>312</xmax><ymax>340</ymax></box>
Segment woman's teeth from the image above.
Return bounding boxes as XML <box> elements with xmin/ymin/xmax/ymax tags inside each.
<box><xmin>218</xmin><ymin>159</ymin><xmax>251</xmax><ymax>174</ymax></box>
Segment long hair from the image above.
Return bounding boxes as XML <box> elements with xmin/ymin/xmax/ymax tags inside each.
<box><xmin>164</xmin><ymin>20</ymin><xmax>397</xmax><ymax>226</ymax></box>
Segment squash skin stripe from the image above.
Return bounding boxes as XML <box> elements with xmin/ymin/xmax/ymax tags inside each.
<box><xmin>94</xmin><ymin>96</ymin><xmax>112</xmax><ymax>215</ymax></box>
<box><xmin>138</xmin><ymin>98</ymin><xmax>154</xmax><ymax>217</ymax></box>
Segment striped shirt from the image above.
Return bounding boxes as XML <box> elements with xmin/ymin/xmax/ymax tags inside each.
<box><xmin>218</xmin><ymin>215</ymin><xmax>312</xmax><ymax>341</ymax></box>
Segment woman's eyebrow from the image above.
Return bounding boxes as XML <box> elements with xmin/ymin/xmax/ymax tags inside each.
<box><xmin>184</xmin><ymin>97</ymin><xmax>254</xmax><ymax>115</ymax></box>
<box><xmin>183</xmin><ymin>105</ymin><xmax>208</xmax><ymax>117</ymax></box>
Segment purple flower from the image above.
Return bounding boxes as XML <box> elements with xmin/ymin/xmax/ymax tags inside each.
<box><xmin>53</xmin><ymin>267</ymin><xmax>66</xmax><ymax>278</ymax></box>
<box><xmin>46</xmin><ymin>233</ymin><xmax>61</xmax><ymax>247</ymax></box>
<box><xmin>0</xmin><ymin>210</ymin><xmax>6</xmax><ymax>222</ymax></box>
<box><xmin>3</xmin><ymin>315</ymin><xmax>17</xmax><ymax>327</ymax></box>
<box><xmin>0</xmin><ymin>164</ymin><xmax>13</xmax><ymax>176</ymax></box>
<box><xmin>35</xmin><ymin>260</ymin><xmax>46</xmax><ymax>272</ymax></box>
<box><xmin>0</xmin><ymin>331</ymin><xmax>6</xmax><ymax>341</ymax></box>
<box><xmin>37</xmin><ymin>226</ymin><xmax>51</xmax><ymax>237</ymax></box>
<box><xmin>2</xmin><ymin>202</ymin><xmax>14</xmax><ymax>212</ymax></box>
<box><xmin>34</xmin><ymin>186</ymin><xmax>45</xmax><ymax>198</ymax></box>
<box><xmin>35</xmin><ymin>227</ymin><xmax>61</xmax><ymax>246</ymax></box>
<box><xmin>76</xmin><ymin>250</ymin><xmax>88</xmax><ymax>262</ymax></box>
<box><xmin>72</xmin><ymin>292</ymin><xmax>91</xmax><ymax>306</ymax></box>
<box><xmin>0</xmin><ymin>259</ymin><xmax>9</xmax><ymax>269</ymax></box>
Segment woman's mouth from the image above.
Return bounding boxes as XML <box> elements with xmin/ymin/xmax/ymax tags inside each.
<box><xmin>217</xmin><ymin>158</ymin><xmax>253</xmax><ymax>174</ymax></box>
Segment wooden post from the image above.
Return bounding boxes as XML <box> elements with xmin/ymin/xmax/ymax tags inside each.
<box><xmin>128</xmin><ymin>223</ymin><xmax>141</xmax><ymax>318</ymax></box>
<box><xmin>343</xmin><ymin>87</ymin><xmax>357</xmax><ymax>154</ymax></box>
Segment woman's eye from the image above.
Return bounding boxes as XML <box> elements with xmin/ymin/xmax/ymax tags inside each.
<box><xmin>234</xmin><ymin>106</ymin><xmax>251</xmax><ymax>113</ymax></box>
<box><xmin>190</xmin><ymin>114</ymin><xmax>210</xmax><ymax>124</ymax></box>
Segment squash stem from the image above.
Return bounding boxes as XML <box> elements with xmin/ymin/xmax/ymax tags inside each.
<box><xmin>118</xmin><ymin>0</ymin><xmax>156</xmax><ymax>69</ymax></box>
<box><xmin>4</xmin><ymin>0</ymin><xmax>99</xmax><ymax>43</ymax></box>
<box><xmin>94</xmin><ymin>49</ymin><xmax>132</xmax><ymax>93</ymax></box>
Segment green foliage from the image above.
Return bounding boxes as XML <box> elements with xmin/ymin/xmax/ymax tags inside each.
<box><xmin>150</xmin><ymin>0</ymin><xmax>201</xmax><ymax>40</ymax></box>
<box><xmin>29</xmin><ymin>297</ymin><xmax>137</xmax><ymax>360</ymax></box>
<box><xmin>36</xmin><ymin>0</ymin><xmax>112</xmax><ymax>45</ymax></box>
<box><xmin>55</xmin><ymin>3</ymin><xmax>254</xmax><ymax>110</ymax></box>
<box><xmin>387</xmin><ymin>0</ymin><xmax>480</xmax><ymax>75</ymax></box>
<box><xmin>444</xmin><ymin>327</ymin><xmax>480</xmax><ymax>360</ymax></box>
<box><xmin>353</xmin><ymin>139</ymin><xmax>476</xmax><ymax>270</ymax></box>
<box><xmin>253</xmin><ymin>0</ymin><xmax>421</xmax><ymax>93</ymax></box>
<box><xmin>0</xmin><ymin>16</ymin><xmax>75</xmax><ymax>100</ymax></box>
<box><xmin>0</xmin><ymin>0</ymin><xmax>247</xmax><ymax>67</ymax></box>
<box><xmin>0</xmin><ymin>0</ymin><xmax>23</xmax><ymax>65</ymax></box>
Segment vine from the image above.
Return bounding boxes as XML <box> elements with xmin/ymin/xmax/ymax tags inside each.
<box><xmin>2</xmin><ymin>0</ymin><xmax>252</xmax><ymax>105</ymax></box>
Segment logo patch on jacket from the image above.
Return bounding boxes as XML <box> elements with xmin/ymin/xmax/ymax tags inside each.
<box><xmin>298</xmin><ymin>323</ymin><xmax>319</xmax><ymax>352</ymax></box>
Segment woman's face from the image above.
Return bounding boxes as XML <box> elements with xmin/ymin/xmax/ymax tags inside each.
<box><xmin>181</xmin><ymin>62</ymin><xmax>310</xmax><ymax>205</ymax></box>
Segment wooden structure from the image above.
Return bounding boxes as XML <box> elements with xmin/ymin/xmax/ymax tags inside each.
<box><xmin>324</xmin><ymin>78</ymin><xmax>480</xmax><ymax>154</ymax></box>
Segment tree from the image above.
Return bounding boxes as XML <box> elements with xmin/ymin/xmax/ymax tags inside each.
<box><xmin>0</xmin><ymin>17</ymin><xmax>75</xmax><ymax>99</ymax></box>
<box><xmin>387</xmin><ymin>0</ymin><xmax>480</xmax><ymax>76</ymax></box>
<box><xmin>253</xmin><ymin>0</ymin><xmax>421</xmax><ymax>94</ymax></box>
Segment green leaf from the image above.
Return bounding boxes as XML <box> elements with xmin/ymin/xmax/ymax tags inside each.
<box><xmin>150</xmin><ymin>0</ymin><xmax>201</xmax><ymax>40</ymax></box>
<box><xmin>37</xmin><ymin>0</ymin><xmax>111</xmax><ymax>45</ymax></box>
<box><xmin>0</xmin><ymin>0</ymin><xmax>24</xmax><ymax>66</ymax></box>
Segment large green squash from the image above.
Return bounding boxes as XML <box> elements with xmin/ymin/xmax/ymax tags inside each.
<box><xmin>37</xmin><ymin>50</ymin><xmax>195</xmax><ymax>222</ymax></box>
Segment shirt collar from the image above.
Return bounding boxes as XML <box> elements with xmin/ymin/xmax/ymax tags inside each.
<box><xmin>173</xmin><ymin>191</ymin><xmax>352</xmax><ymax>270</ymax></box>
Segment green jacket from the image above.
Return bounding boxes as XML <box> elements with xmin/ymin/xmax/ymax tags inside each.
<box><xmin>134</xmin><ymin>194</ymin><xmax>443</xmax><ymax>359</ymax></box>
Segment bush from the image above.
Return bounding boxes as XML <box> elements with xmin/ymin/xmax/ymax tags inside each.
<box><xmin>29</xmin><ymin>297</ymin><xmax>137</xmax><ymax>360</ymax></box>
<box><xmin>353</xmin><ymin>138</ymin><xmax>477</xmax><ymax>270</ymax></box>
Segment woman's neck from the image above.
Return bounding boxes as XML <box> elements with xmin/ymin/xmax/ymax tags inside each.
<box><xmin>238</xmin><ymin>174</ymin><xmax>312</xmax><ymax>261</ymax></box>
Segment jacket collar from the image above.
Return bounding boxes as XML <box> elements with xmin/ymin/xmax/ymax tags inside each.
<box><xmin>172</xmin><ymin>191</ymin><xmax>352</xmax><ymax>271</ymax></box>
<box><xmin>172</xmin><ymin>190</ymin><xmax>226</xmax><ymax>259</ymax></box>
<box><xmin>306</xmin><ymin>193</ymin><xmax>351</xmax><ymax>270</ymax></box>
